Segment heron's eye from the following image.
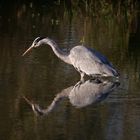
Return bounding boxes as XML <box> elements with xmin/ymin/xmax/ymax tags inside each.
<box><xmin>33</xmin><ymin>41</ymin><xmax>38</xmax><ymax>46</ymax></box>
<box><xmin>34</xmin><ymin>42</ymin><xmax>40</xmax><ymax>47</ymax></box>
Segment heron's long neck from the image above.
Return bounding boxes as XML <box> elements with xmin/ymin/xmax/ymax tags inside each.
<box><xmin>43</xmin><ymin>38</ymin><xmax>71</xmax><ymax>64</ymax></box>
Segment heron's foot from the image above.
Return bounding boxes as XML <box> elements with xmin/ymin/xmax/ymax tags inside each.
<box><xmin>94</xmin><ymin>78</ymin><xmax>103</xmax><ymax>83</ymax></box>
<box><xmin>90</xmin><ymin>75</ymin><xmax>106</xmax><ymax>83</ymax></box>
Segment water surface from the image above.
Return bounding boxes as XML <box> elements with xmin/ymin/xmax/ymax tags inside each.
<box><xmin>0</xmin><ymin>2</ymin><xmax>140</xmax><ymax>140</ymax></box>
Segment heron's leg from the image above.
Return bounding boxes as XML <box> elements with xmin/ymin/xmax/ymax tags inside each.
<box><xmin>80</xmin><ymin>72</ymin><xmax>85</xmax><ymax>82</ymax></box>
<box><xmin>75</xmin><ymin>73</ymin><xmax>85</xmax><ymax>88</ymax></box>
<box><xmin>74</xmin><ymin>80</ymin><xmax>82</xmax><ymax>88</ymax></box>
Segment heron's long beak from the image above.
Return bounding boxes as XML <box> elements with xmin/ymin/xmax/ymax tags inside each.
<box><xmin>22</xmin><ymin>45</ymin><xmax>34</xmax><ymax>56</ymax></box>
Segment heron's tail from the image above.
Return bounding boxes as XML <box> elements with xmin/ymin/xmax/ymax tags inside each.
<box><xmin>111</xmin><ymin>67</ymin><xmax>119</xmax><ymax>77</ymax></box>
<box><xmin>103</xmin><ymin>64</ymin><xmax>119</xmax><ymax>77</ymax></box>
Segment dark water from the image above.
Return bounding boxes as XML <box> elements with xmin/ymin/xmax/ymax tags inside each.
<box><xmin>0</xmin><ymin>2</ymin><xmax>140</xmax><ymax>140</ymax></box>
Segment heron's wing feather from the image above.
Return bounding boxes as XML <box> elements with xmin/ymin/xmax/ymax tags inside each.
<box><xmin>87</xmin><ymin>48</ymin><xmax>113</xmax><ymax>67</ymax></box>
<box><xmin>87</xmin><ymin>48</ymin><xmax>119</xmax><ymax>76</ymax></box>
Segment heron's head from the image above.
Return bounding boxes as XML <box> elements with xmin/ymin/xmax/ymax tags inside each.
<box><xmin>22</xmin><ymin>37</ymin><xmax>46</xmax><ymax>56</ymax></box>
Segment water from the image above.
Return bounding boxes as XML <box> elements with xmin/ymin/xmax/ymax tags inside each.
<box><xmin>0</xmin><ymin>2</ymin><xmax>140</xmax><ymax>140</ymax></box>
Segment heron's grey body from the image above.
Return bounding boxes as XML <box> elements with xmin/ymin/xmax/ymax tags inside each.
<box><xmin>69</xmin><ymin>45</ymin><xmax>118</xmax><ymax>79</ymax></box>
<box><xmin>22</xmin><ymin>37</ymin><xmax>119</xmax><ymax>80</ymax></box>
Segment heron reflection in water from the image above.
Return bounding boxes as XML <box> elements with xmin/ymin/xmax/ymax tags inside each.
<box><xmin>23</xmin><ymin>80</ymin><xmax>120</xmax><ymax>116</ymax></box>
<box><xmin>22</xmin><ymin>37</ymin><xmax>119</xmax><ymax>81</ymax></box>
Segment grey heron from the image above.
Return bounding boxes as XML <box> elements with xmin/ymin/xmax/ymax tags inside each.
<box><xmin>22</xmin><ymin>37</ymin><xmax>119</xmax><ymax>81</ymax></box>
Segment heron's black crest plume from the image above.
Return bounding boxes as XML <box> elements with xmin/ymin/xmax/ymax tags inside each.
<box><xmin>35</xmin><ymin>37</ymin><xmax>46</xmax><ymax>42</ymax></box>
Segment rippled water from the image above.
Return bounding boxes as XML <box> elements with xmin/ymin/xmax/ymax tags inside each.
<box><xmin>0</xmin><ymin>2</ymin><xmax>140</xmax><ymax>140</ymax></box>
